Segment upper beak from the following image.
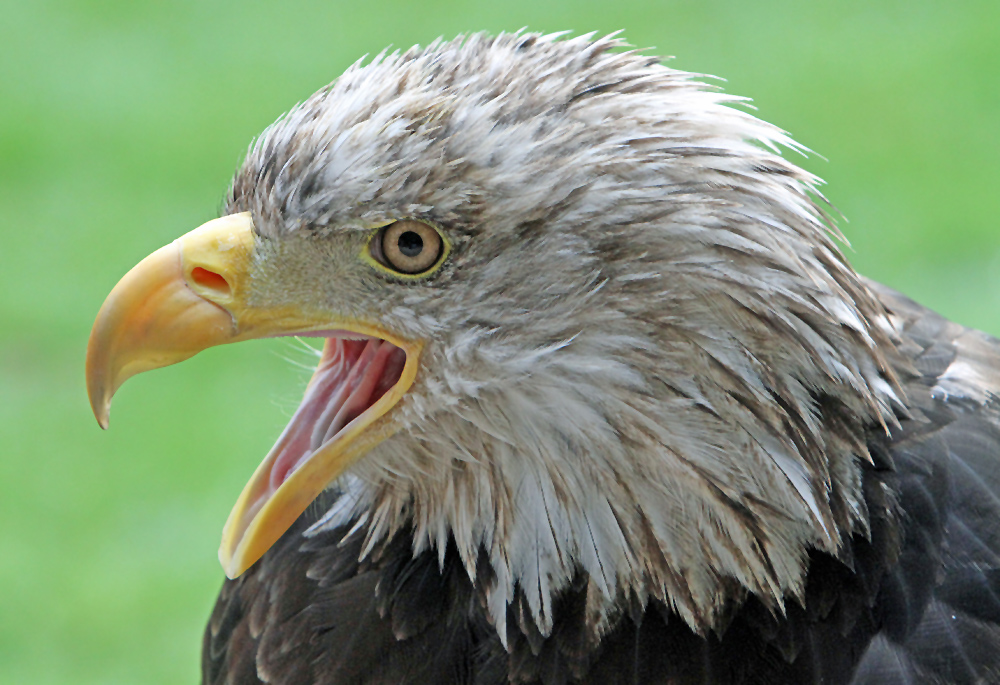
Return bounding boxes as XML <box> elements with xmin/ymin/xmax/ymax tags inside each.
<box><xmin>87</xmin><ymin>213</ymin><xmax>255</xmax><ymax>428</ymax></box>
<box><xmin>86</xmin><ymin>212</ymin><xmax>421</xmax><ymax>577</ymax></box>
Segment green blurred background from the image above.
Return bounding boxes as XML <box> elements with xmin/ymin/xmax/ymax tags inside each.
<box><xmin>1</xmin><ymin>0</ymin><xmax>997</xmax><ymax>682</ymax></box>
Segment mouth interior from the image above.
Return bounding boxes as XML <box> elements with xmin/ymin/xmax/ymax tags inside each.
<box><xmin>266</xmin><ymin>336</ymin><xmax>407</xmax><ymax>493</ymax></box>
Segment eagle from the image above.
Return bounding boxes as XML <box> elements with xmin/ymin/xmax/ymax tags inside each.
<box><xmin>86</xmin><ymin>33</ymin><xmax>1000</xmax><ymax>684</ymax></box>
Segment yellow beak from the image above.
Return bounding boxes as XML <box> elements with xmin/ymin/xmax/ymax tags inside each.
<box><xmin>86</xmin><ymin>212</ymin><xmax>421</xmax><ymax>578</ymax></box>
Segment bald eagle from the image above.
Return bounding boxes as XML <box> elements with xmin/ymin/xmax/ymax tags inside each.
<box><xmin>87</xmin><ymin>33</ymin><xmax>1000</xmax><ymax>684</ymax></box>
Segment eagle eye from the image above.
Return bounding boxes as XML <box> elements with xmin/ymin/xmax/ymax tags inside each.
<box><xmin>371</xmin><ymin>220</ymin><xmax>444</xmax><ymax>275</ymax></box>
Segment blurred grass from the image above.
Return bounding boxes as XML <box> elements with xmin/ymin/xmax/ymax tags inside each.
<box><xmin>1</xmin><ymin>0</ymin><xmax>998</xmax><ymax>682</ymax></box>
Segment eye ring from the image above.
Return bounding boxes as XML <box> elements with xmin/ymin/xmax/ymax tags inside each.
<box><xmin>371</xmin><ymin>220</ymin><xmax>444</xmax><ymax>275</ymax></box>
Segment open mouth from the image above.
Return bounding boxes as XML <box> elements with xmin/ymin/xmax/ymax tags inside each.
<box><xmin>268</xmin><ymin>337</ymin><xmax>407</xmax><ymax>494</ymax></box>
<box><xmin>221</xmin><ymin>333</ymin><xmax>411</xmax><ymax>570</ymax></box>
<box><xmin>85</xmin><ymin>212</ymin><xmax>424</xmax><ymax>578</ymax></box>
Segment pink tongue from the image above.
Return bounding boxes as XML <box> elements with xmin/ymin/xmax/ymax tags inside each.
<box><xmin>267</xmin><ymin>338</ymin><xmax>406</xmax><ymax>492</ymax></box>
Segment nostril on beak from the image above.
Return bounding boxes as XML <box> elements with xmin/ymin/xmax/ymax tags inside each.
<box><xmin>190</xmin><ymin>267</ymin><xmax>232</xmax><ymax>297</ymax></box>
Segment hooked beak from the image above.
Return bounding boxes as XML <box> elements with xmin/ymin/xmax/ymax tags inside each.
<box><xmin>86</xmin><ymin>212</ymin><xmax>422</xmax><ymax>577</ymax></box>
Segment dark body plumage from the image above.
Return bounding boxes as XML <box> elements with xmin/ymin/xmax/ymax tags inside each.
<box><xmin>203</xmin><ymin>283</ymin><xmax>1000</xmax><ymax>685</ymax></box>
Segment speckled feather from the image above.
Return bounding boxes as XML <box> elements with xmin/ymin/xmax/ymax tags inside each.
<box><xmin>205</xmin><ymin>32</ymin><xmax>1000</xmax><ymax>683</ymax></box>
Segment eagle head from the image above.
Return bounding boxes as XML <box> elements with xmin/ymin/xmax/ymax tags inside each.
<box><xmin>87</xmin><ymin>32</ymin><xmax>902</xmax><ymax>638</ymax></box>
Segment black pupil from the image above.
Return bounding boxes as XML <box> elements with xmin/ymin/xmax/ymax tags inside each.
<box><xmin>397</xmin><ymin>231</ymin><xmax>424</xmax><ymax>258</ymax></box>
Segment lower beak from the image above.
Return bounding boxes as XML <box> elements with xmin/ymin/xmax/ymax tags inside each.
<box><xmin>86</xmin><ymin>212</ymin><xmax>421</xmax><ymax>577</ymax></box>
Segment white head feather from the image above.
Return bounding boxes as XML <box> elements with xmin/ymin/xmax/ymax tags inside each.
<box><xmin>228</xmin><ymin>32</ymin><xmax>904</xmax><ymax>641</ymax></box>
